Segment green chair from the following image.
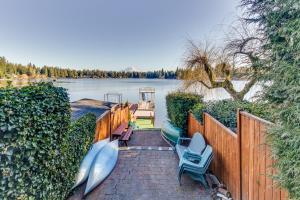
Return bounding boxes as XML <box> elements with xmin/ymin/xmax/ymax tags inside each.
<box><xmin>175</xmin><ymin>132</ymin><xmax>206</xmax><ymax>161</ymax></box>
<box><xmin>178</xmin><ymin>145</ymin><xmax>213</xmax><ymax>188</ymax></box>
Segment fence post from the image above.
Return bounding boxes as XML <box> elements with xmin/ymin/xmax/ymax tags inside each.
<box><xmin>237</xmin><ymin>109</ymin><xmax>242</xmax><ymax>200</ymax></box>
<box><xmin>187</xmin><ymin>111</ymin><xmax>191</xmax><ymax>137</ymax></box>
<box><xmin>203</xmin><ymin>112</ymin><xmax>206</xmax><ymax>137</ymax></box>
<box><xmin>108</xmin><ymin>110</ymin><xmax>112</xmax><ymax>141</ymax></box>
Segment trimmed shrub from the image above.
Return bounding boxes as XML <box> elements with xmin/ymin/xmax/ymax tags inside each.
<box><xmin>60</xmin><ymin>113</ymin><xmax>96</xmax><ymax>198</ymax></box>
<box><xmin>0</xmin><ymin>83</ymin><xmax>96</xmax><ymax>199</ymax></box>
<box><xmin>192</xmin><ymin>103</ymin><xmax>205</xmax><ymax>122</ymax></box>
<box><xmin>166</xmin><ymin>92</ymin><xmax>203</xmax><ymax>134</ymax></box>
<box><xmin>192</xmin><ymin>99</ymin><xmax>272</xmax><ymax>131</ymax></box>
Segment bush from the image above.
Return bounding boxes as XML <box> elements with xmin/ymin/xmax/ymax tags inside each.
<box><xmin>192</xmin><ymin>103</ymin><xmax>205</xmax><ymax>122</ymax></box>
<box><xmin>166</xmin><ymin>92</ymin><xmax>203</xmax><ymax>134</ymax></box>
<box><xmin>0</xmin><ymin>82</ymin><xmax>96</xmax><ymax>199</ymax></box>
<box><xmin>244</xmin><ymin>0</ymin><xmax>300</xmax><ymax>198</ymax></box>
<box><xmin>192</xmin><ymin>99</ymin><xmax>272</xmax><ymax>131</ymax></box>
<box><xmin>61</xmin><ymin>113</ymin><xmax>96</xmax><ymax>198</ymax></box>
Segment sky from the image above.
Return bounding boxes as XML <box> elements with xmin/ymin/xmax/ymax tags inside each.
<box><xmin>0</xmin><ymin>0</ymin><xmax>240</xmax><ymax>71</ymax></box>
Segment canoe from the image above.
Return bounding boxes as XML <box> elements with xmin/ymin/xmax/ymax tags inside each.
<box><xmin>161</xmin><ymin>121</ymin><xmax>183</xmax><ymax>145</ymax></box>
<box><xmin>72</xmin><ymin>138</ymin><xmax>110</xmax><ymax>189</ymax></box>
<box><xmin>84</xmin><ymin>139</ymin><xmax>119</xmax><ymax>195</ymax></box>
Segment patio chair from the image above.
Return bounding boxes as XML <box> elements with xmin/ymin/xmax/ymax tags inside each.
<box><xmin>178</xmin><ymin>145</ymin><xmax>213</xmax><ymax>188</ymax></box>
<box><xmin>175</xmin><ymin>132</ymin><xmax>206</xmax><ymax>161</ymax></box>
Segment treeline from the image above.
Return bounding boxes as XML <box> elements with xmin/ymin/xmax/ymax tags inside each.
<box><xmin>0</xmin><ymin>57</ymin><xmax>182</xmax><ymax>79</ymax></box>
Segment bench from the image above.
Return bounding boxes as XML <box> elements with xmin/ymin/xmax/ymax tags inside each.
<box><xmin>112</xmin><ymin>122</ymin><xmax>127</xmax><ymax>139</ymax></box>
<box><xmin>120</xmin><ymin>126</ymin><xmax>133</xmax><ymax>146</ymax></box>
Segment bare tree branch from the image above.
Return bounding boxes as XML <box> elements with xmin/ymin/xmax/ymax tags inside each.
<box><xmin>182</xmin><ymin>21</ymin><xmax>265</xmax><ymax>100</ymax></box>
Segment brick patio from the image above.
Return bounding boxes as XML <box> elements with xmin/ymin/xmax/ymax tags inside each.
<box><xmin>69</xmin><ymin>130</ymin><xmax>211</xmax><ymax>200</ymax></box>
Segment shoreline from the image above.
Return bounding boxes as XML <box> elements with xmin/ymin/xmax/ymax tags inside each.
<box><xmin>0</xmin><ymin>76</ymin><xmax>247</xmax><ymax>81</ymax></box>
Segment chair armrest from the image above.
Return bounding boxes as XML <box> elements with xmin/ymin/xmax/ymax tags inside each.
<box><xmin>184</xmin><ymin>149</ymin><xmax>201</xmax><ymax>158</ymax></box>
<box><xmin>180</xmin><ymin>153</ymin><xmax>201</xmax><ymax>166</ymax></box>
<box><xmin>176</xmin><ymin>137</ymin><xmax>191</xmax><ymax>145</ymax></box>
<box><xmin>182</xmin><ymin>149</ymin><xmax>202</xmax><ymax>163</ymax></box>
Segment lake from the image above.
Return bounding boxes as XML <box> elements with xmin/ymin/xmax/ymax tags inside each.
<box><xmin>54</xmin><ymin>78</ymin><xmax>261</xmax><ymax>127</ymax></box>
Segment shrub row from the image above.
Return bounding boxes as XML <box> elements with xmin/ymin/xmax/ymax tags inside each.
<box><xmin>0</xmin><ymin>83</ymin><xmax>96</xmax><ymax>199</ymax></box>
<box><xmin>166</xmin><ymin>92</ymin><xmax>271</xmax><ymax>132</ymax></box>
<box><xmin>166</xmin><ymin>92</ymin><xmax>203</xmax><ymax>134</ymax></box>
<box><xmin>193</xmin><ymin>99</ymin><xmax>272</xmax><ymax>130</ymax></box>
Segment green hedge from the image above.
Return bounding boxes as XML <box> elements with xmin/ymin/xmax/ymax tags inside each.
<box><xmin>192</xmin><ymin>99</ymin><xmax>272</xmax><ymax>130</ymax></box>
<box><xmin>166</xmin><ymin>92</ymin><xmax>203</xmax><ymax>134</ymax></box>
<box><xmin>0</xmin><ymin>83</ymin><xmax>96</xmax><ymax>199</ymax></box>
<box><xmin>61</xmin><ymin>113</ymin><xmax>96</xmax><ymax>198</ymax></box>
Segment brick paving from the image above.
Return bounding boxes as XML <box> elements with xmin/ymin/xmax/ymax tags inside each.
<box><xmin>69</xmin><ymin>130</ymin><xmax>211</xmax><ymax>200</ymax></box>
<box><xmin>127</xmin><ymin>129</ymin><xmax>170</xmax><ymax>147</ymax></box>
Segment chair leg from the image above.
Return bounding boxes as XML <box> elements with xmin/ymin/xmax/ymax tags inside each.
<box><xmin>178</xmin><ymin>168</ymin><xmax>182</xmax><ymax>185</ymax></box>
<box><xmin>178</xmin><ymin>173</ymin><xmax>182</xmax><ymax>186</ymax></box>
<box><xmin>199</xmin><ymin>175</ymin><xmax>208</xmax><ymax>189</ymax></box>
<box><xmin>178</xmin><ymin>168</ymin><xmax>186</xmax><ymax>186</ymax></box>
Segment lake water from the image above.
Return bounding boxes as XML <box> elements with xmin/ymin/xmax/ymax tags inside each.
<box><xmin>54</xmin><ymin>78</ymin><xmax>261</xmax><ymax>127</ymax></box>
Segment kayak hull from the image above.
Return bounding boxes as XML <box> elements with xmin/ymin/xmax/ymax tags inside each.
<box><xmin>73</xmin><ymin>138</ymin><xmax>110</xmax><ymax>189</ymax></box>
<box><xmin>84</xmin><ymin>139</ymin><xmax>119</xmax><ymax>195</ymax></box>
<box><xmin>161</xmin><ymin>121</ymin><xmax>183</xmax><ymax>145</ymax></box>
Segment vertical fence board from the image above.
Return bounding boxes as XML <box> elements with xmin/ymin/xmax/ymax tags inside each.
<box><xmin>259</xmin><ymin>122</ymin><xmax>266</xmax><ymax>200</ymax></box>
<box><xmin>241</xmin><ymin>115</ymin><xmax>250</xmax><ymax>200</ymax></box>
<box><xmin>249</xmin><ymin>118</ymin><xmax>255</xmax><ymax>200</ymax></box>
<box><xmin>254</xmin><ymin>120</ymin><xmax>260</xmax><ymax>200</ymax></box>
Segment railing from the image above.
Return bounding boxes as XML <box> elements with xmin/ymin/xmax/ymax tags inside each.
<box><xmin>187</xmin><ymin>111</ymin><xmax>288</xmax><ymax>200</ymax></box>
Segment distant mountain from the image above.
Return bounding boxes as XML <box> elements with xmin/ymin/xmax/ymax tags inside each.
<box><xmin>124</xmin><ymin>67</ymin><xmax>138</xmax><ymax>72</ymax></box>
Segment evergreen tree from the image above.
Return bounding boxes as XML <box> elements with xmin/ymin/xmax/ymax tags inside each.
<box><xmin>0</xmin><ymin>57</ymin><xmax>180</xmax><ymax>80</ymax></box>
<box><xmin>242</xmin><ymin>0</ymin><xmax>300</xmax><ymax>198</ymax></box>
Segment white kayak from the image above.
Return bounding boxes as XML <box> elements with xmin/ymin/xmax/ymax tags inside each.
<box><xmin>84</xmin><ymin>139</ymin><xmax>119</xmax><ymax>195</ymax></box>
<box><xmin>72</xmin><ymin>138</ymin><xmax>110</xmax><ymax>189</ymax></box>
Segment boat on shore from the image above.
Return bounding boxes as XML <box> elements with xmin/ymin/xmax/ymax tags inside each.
<box><xmin>84</xmin><ymin>139</ymin><xmax>119</xmax><ymax>195</ymax></box>
<box><xmin>161</xmin><ymin>121</ymin><xmax>183</xmax><ymax>145</ymax></box>
<box><xmin>73</xmin><ymin>138</ymin><xmax>110</xmax><ymax>189</ymax></box>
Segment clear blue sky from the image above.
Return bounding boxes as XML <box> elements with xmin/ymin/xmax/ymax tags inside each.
<box><xmin>0</xmin><ymin>0</ymin><xmax>239</xmax><ymax>71</ymax></box>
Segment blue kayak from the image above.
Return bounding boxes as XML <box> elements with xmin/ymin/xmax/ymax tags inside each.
<box><xmin>161</xmin><ymin>121</ymin><xmax>183</xmax><ymax>145</ymax></box>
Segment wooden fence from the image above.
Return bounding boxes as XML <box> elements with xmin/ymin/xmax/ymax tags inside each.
<box><xmin>239</xmin><ymin>112</ymin><xmax>288</xmax><ymax>200</ymax></box>
<box><xmin>94</xmin><ymin>105</ymin><xmax>129</xmax><ymax>142</ymax></box>
<box><xmin>94</xmin><ymin>111</ymin><xmax>111</xmax><ymax>141</ymax></box>
<box><xmin>187</xmin><ymin>111</ymin><xmax>288</xmax><ymax>200</ymax></box>
<box><xmin>110</xmin><ymin>106</ymin><xmax>129</xmax><ymax>134</ymax></box>
<box><xmin>204</xmin><ymin>113</ymin><xmax>240</xmax><ymax>200</ymax></box>
<box><xmin>187</xmin><ymin>113</ymin><xmax>204</xmax><ymax>138</ymax></box>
